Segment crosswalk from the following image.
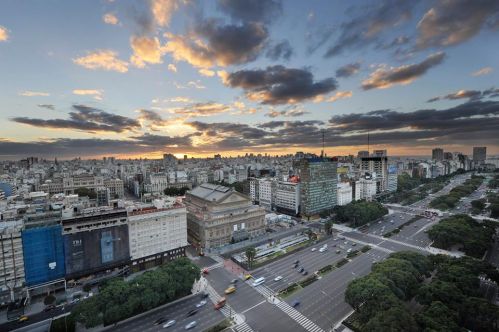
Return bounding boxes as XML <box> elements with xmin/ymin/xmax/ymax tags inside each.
<box><xmin>275</xmin><ymin>301</ymin><xmax>325</xmax><ymax>332</ymax></box>
<box><xmin>234</xmin><ymin>322</ymin><xmax>253</xmax><ymax>332</ymax></box>
<box><xmin>245</xmin><ymin>280</ymin><xmax>324</xmax><ymax>332</ymax></box>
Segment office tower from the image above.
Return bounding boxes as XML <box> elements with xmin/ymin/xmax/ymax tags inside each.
<box><xmin>361</xmin><ymin>155</ymin><xmax>388</xmax><ymax>193</ymax></box>
<box><xmin>294</xmin><ymin>157</ymin><xmax>337</xmax><ymax>217</ymax></box>
<box><xmin>371</xmin><ymin>150</ymin><xmax>387</xmax><ymax>157</ymax></box>
<box><xmin>432</xmin><ymin>148</ymin><xmax>444</xmax><ymax>161</ymax></box>
<box><xmin>473</xmin><ymin>147</ymin><xmax>486</xmax><ymax>162</ymax></box>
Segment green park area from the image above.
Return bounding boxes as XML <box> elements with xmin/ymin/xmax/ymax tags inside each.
<box><xmin>344</xmin><ymin>251</ymin><xmax>499</xmax><ymax>332</ymax></box>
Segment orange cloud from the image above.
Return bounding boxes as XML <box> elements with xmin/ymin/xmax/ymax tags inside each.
<box><xmin>103</xmin><ymin>13</ymin><xmax>119</xmax><ymax>25</ymax></box>
<box><xmin>199</xmin><ymin>68</ymin><xmax>215</xmax><ymax>77</ymax></box>
<box><xmin>0</xmin><ymin>25</ymin><xmax>9</xmax><ymax>41</ymax></box>
<box><xmin>73</xmin><ymin>50</ymin><xmax>129</xmax><ymax>73</ymax></box>
<box><xmin>73</xmin><ymin>89</ymin><xmax>103</xmax><ymax>100</ymax></box>
<box><xmin>168</xmin><ymin>63</ymin><xmax>177</xmax><ymax>72</ymax></box>
<box><xmin>130</xmin><ymin>36</ymin><xmax>164</xmax><ymax>68</ymax></box>
<box><xmin>327</xmin><ymin>91</ymin><xmax>353</xmax><ymax>102</ymax></box>
<box><xmin>151</xmin><ymin>0</ymin><xmax>180</xmax><ymax>27</ymax></box>
<box><xmin>471</xmin><ymin>67</ymin><xmax>493</xmax><ymax>77</ymax></box>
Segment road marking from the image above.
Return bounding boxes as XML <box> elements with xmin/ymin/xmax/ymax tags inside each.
<box><xmin>241</xmin><ymin>300</ymin><xmax>266</xmax><ymax>314</ymax></box>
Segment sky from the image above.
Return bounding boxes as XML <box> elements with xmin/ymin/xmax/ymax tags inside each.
<box><xmin>0</xmin><ymin>0</ymin><xmax>498</xmax><ymax>160</ymax></box>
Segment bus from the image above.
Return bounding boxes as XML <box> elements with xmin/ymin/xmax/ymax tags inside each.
<box><xmin>252</xmin><ymin>277</ymin><xmax>265</xmax><ymax>287</ymax></box>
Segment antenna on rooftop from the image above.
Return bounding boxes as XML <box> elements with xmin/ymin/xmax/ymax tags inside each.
<box><xmin>321</xmin><ymin>129</ymin><xmax>325</xmax><ymax>157</ymax></box>
<box><xmin>367</xmin><ymin>131</ymin><xmax>370</xmax><ymax>155</ymax></box>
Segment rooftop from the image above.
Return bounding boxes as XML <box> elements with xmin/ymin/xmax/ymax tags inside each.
<box><xmin>187</xmin><ymin>183</ymin><xmax>232</xmax><ymax>202</ymax></box>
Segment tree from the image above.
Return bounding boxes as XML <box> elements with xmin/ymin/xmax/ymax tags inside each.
<box><xmin>245</xmin><ymin>247</ymin><xmax>257</xmax><ymax>268</ymax></box>
<box><xmin>470</xmin><ymin>199</ymin><xmax>485</xmax><ymax>213</ymax></box>
<box><xmin>416</xmin><ymin>301</ymin><xmax>460</xmax><ymax>332</ymax></box>
<box><xmin>74</xmin><ymin>187</ymin><xmax>96</xmax><ymax>199</ymax></box>
<box><xmin>324</xmin><ymin>220</ymin><xmax>333</xmax><ymax>235</ymax></box>
<box><xmin>164</xmin><ymin>187</ymin><xmax>189</xmax><ymax>196</ymax></box>
<box><xmin>363</xmin><ymin>305</ymin><xmax>418</xmax><ymax>332</ymax></box>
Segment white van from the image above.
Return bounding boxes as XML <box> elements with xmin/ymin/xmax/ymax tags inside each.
<box><xmin>252</xmin><ymin>277</ymin><xmax>266</xmax><ymax>287</ymax></box>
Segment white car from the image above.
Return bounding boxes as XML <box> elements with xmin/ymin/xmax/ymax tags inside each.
<box><xmin>163</xmin><ymin>320</ymin><xmax>176</xmax><ymax>328</ymax></box>
<box><xmin>185</xmin><ymin>321</ymin><xmax>197</xmax><ymax>330</ymax></box>
<box><xmin>274</xmin><ymin>276</ymin><xmax>283</xmax><ymax>281</ymax></box>
<box><xmin>311</xmin><ymin>248</ymin><xmax>317</xmax><ymax>252</ymax></box>
<box><xmin>195</xmin><ymin>300</ymin><xmax>207</xmax><ymax>308</ymax></box>
<box><xmin>319</xmin><ymin>247</ymin><xmax>327</xmax><ymax>252</ymax></box>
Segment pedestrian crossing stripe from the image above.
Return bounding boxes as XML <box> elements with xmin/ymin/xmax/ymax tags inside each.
<box><xmin>234</xmin><ymin>322</ymin><xmax>253</xmax><ymax>332</ymax></box>
<box><xmin>276</xmin><ymin>301</ymin><xmax>325</xmax><ymax>332</ymax></box>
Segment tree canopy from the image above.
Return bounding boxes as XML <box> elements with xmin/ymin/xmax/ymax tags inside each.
<box><xmin>334</xmin><ymin>200</ymin><xmax>388</xmax><ymax>227</ymax></box>
<box><xmin>430</xmin><ymin>176</ymin><xmax>484</xmax><ymax>210</ymax></box>
<box><xmin>71</xmin><ymin>258</ymin><xmax>200</xmax><ymax>327</ymax></box>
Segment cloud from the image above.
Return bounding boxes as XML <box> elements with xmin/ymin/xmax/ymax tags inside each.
<box><xmin>265</xmin><ymin>107</ymin><xmax>309</xmax><ymax>118</ymax></box>
<box><xmin>37</xmin><ymin>104</ymin><xmax>55</xmax><ymax>110</ymax></box>
<box><xmin>168</xmin><ymin>63</ymin><xmax>177</xmax><ymax>72</ymax></box>
<box><xmin>416</xmin><ymin>0</ymin><xmax>499</xmax><ymax>49</ymax></box>
<box><xmin>151</xmin><ymin>0</ymin><xmax>182</xmax><ymax>27</ymax></box>
<box><xmin>163</xmin><ymin>20</ymin><xmax>268</xmax><ymax>68</ymax></box>
<box><xmin>325</xmin><ymin>0</ymin><xmax>416</xmax><ymax>57</ymax></box>
<box><xmin>11</xmin><ymin>104</ymin><xmax>140</xmax><ymax>133</ymax></box>
<box><xmin>361</xmin><ymin>52</ymin><xmax>445</xmax><ymax>90</ymax></box>
<box><xmin>335</xmin><ymin>62</ymin><xmax>361</xmax><ymax>78</ymax></box>
<box><xmin>199</xmin><ymin>68</ymin><xmax>215</xmax><ymax>77</ymax></box>
<box><xmin>19</xmin><ymin>91</ymin><xmax>50</xmax><ymax>97</ymax></box>
<box><xmin>73</xmin><ymin>50</ymin><xmax>129</xmax><ymax>73</ymax></box>
<box><xmin>428</xmin><ymin>87</ymin><xmax>499</xmax><ymax>102</ymax></box>
<box><xmin>188</xmin><ymin>80</ymin><xmax>205</xmax><ymax>89</ymax></box>
<box><xmin>265</xmin><ymin>39</ymin><xmax>293</xmax><ymax>61</ymax></box>
<box><xmin>168</xmin><ymin>102</ymin><xmax>231</xmax><ymax>117</ymax></box>
<box><xmin>327</xmin><ymin>91</ymin><xmax>353</xmax><ymax>102</ymax></box>
<box><xmin>73</xmin><ymin>89</ymin><xmax>103</xmax><ymax>101</ymax></box>
<box><xmin>130</xmin><ymin>36</ymin><xmax>164</xmax><ymax>68</ymax></box>
<box><xmin>103</xmin><ymin>13</ymin><xmax>119</xmax><ymax>25</ymax></box>
<box><xmin>0</xmin><ymin>135</ymin><xmax>193</xmax><ymax>159</ymax></box>
<box><xmin>223</xmin><ymin>65</ymin><xmax>338</xmax><ymax>105</ymax></box>
<box><xmin>0</xmin><ymin>25</ymin><xmax>9</xmax><ymax>41</ymax></box>
<box><xmin>169</xmin><ymin>97</ymin><xmax>193</xmax><ymax>103</ymax></box>
<box><xmin>217</xmin><ymin>0</ymin><xmax>282</xmax><ymax>24</ymax></box>
<box><xmin>471</xmin><ymin>67</ymin><xmax>493</xmax><ymax>77</ymax></box>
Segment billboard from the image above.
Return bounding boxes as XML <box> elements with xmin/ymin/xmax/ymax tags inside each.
<box><xmin>63</xmin><ymin>225</ymin><xmax>130</xmax><ymax>279</ymax></box>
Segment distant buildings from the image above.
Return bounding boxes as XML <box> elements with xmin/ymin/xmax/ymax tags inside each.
<box><xmin>184</xmin><ymin>183</ymin><xmax>265</xmax><ymax>249</ymax></box>
<box><xmin>473</xmin><ymin>146</ymin><xmax>487</xmax><ymax>163</ymax></box>
<box><xmin>432</xmin><ymin>148</ymin><xmax>444</xmax><ymax>161</ymax></box>
<box><xmin>294</xmin><ymin>157</ymin><xmax>337</xmax><ymax>217</ymax></box>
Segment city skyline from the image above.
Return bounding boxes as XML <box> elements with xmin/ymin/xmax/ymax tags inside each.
<box><xmin>1</xmin><ymin>0</ymin><xmax>499</xmax><ymax>160</ymax></box>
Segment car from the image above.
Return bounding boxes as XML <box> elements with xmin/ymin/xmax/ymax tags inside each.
<box><xmin>202</xmin><ymin>292</ymin><xmax>209</xmax><ymax>299</ymax></box>
<box><xmin>352</xmin><ymin>243</ymin><xmax>357</xmax><ymax>246</ymax></box>
<box><xmin>378</xmin><ymin>221</ymin><xmax>382</xmax><ymax>224</ymax></box>
<box><xmin>185</xmin><ymin>321</ymin><xmax>197</xmax><ymax>330</ymax></box>
<box><xmin>163</xmin><ymin>320</ymin><xmax>176</xmax><ymax>328</ymax></box>
<box><xmin>332</xmin><ymin>244</ymin><xmax>337</xmax><ymax>247</ymax></box>
<box><xmin>339</xmin><ymin>236</ymin><xmax>345</xmax><ymax>240</ymax></box>
<box><xmin>294</xmin><ymin>260</ymin><xmax>300</xmax><ymax>265</ymax></box>
<box><xmin>274</xmin><ymin>276</ymin><xmax>283</xmax><ymax>281</ymax></box>
<box><xmin>344</xmin><ymin>241</ymin><xmax>348</xmax><ymax>245</ymax></box>
<box><xmin>44</xmin><ymin>304</ymin><xmax>56</xmax><ymax>312</ymax></box>
<box><xmin>196</xmin><ymin>300</ymin><xmax>207</xmax><ymax>308</ymax></box>
<box><xmin>302</xmin><ymin>270</ymin><xmax>308</xmax><ymax>276</ymax></box>
<box><xmin>293</xmin><ymin>263</ymin><xmax>299</xmax><ymax>268</ymax></box>
<box><xmin>390</xmin><ymin>220</ymin><xmax>394</xmax><ymax>223</ymax></box>
<box><xmin>231</xmin><ymin>279</ymin><xmax>238</xmax><ymax>284</ymax></box>
<box><xmin>335</xmin><ymin>250</ymin><xmax>341</xmax><ymax>254</ymax></box>
<box><xmin>291</xmin><ymin>300</ymin><xmax>300</xmax><ymax>308</ymax></box>
<box><xmin>70</xmin><ymin>298</ymin><xmax>80</xmax><ymax>304</ymax></box>
<box><xmin>347</xmin><ymin>249</ymin><xmax>352</xmax><ymax>253</ymax></box>
<box><xmin>214</xmin><ymin>297</ymin><xmax>226</xmax><ymax>310</ymax></box>
<box><xmin>18</xmin><ymin>315</ymin><xmax>29</xmax><ymax>323</ymax></box>
<box><xmin>319</xmin><ymin>247</ymin><xmax>326</xmax><ymax>253</ymax></box>
<box><xmin>244</xmin><ymin>274</ymin><xmax>252</xmax><ymax>280</ymax></box>
<box><xmin>186</xmin><ymin>309</ymin><xmax>198</xmax><ymax>317</ymax></box>
<box><xmin>311</xmin><ymin>248</ymin><xmax>317</xmax><ymax>252</ymax></box>
<box><xmin>202</xmin><ymin>268</ymin><xmax>209</xmax><ymax>275</ymax></box>
<box><xmin>224</xmin><ymin>286</ymin><xmax>236</xmax><ymax>294</ymax></box>
<box><xmin>154</xmin><ymin>317</ymin><xmax>168</xmax><ymax>325</ymax></box>
<box><xmin>298</xmin><ymin>267</ymin><xmax>304</xmax><ymax>273</ymax></box>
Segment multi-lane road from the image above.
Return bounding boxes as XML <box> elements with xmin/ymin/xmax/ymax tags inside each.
<box><xmin>106</xmin><ymin>293</ymin><xmax>225</xmax><ymax>332</ymax></box>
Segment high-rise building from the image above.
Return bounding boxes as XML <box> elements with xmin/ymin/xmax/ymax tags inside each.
<box><xmin>473</xmin><ymin>147</ymin><xmax>487</xmax><ymax>162</ymax></box>
<box><xmin>337</xmin><ymin>182</ymin><xmax>353</xmax><ymax>206</ymax></box>
<box><xmin>127</xmin><ymin>199</ymin><xmax>188</xmax><ymax>271</ymax></box>
<box><xmin>0</xmin><ymin>220</ymin><xmax>24</xmax><ymax>304</ymax></box>
<box><xmin>432</xmin><ymin>148</ymin><xmax>444</xmax><ymax>161</ymax></box>
<box><xmin>371</xmin><ymin>150</ymin><xmax>387</xmax><ymax>157</ymax></box>
<box><xmin>357</xmin><ymin>151</ymin><xmax>369</xmax><ymax>158</ymax></box>
<box><xmin>274</xmin><ymin>181</ymin><xmax>300</xmax><ymax>215</ymax></box>
<box><xmin>185</xmin><ymin>183</ymin><xmax>265</xmax><ymax>249</ymax></box>
<box><xmin>361</xmin><ymin>156</ymin><xmax>388</xmax><ymax>193</ymax></box>
<box><xmin>294</xmin><ymin>157</ymin><xmax>337</xmax><ymax>217</ymax></box>
<box><xmin>443</xmin><ymin>152</ymin><xmax>453</xmax><ymax>160</ymax></box>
